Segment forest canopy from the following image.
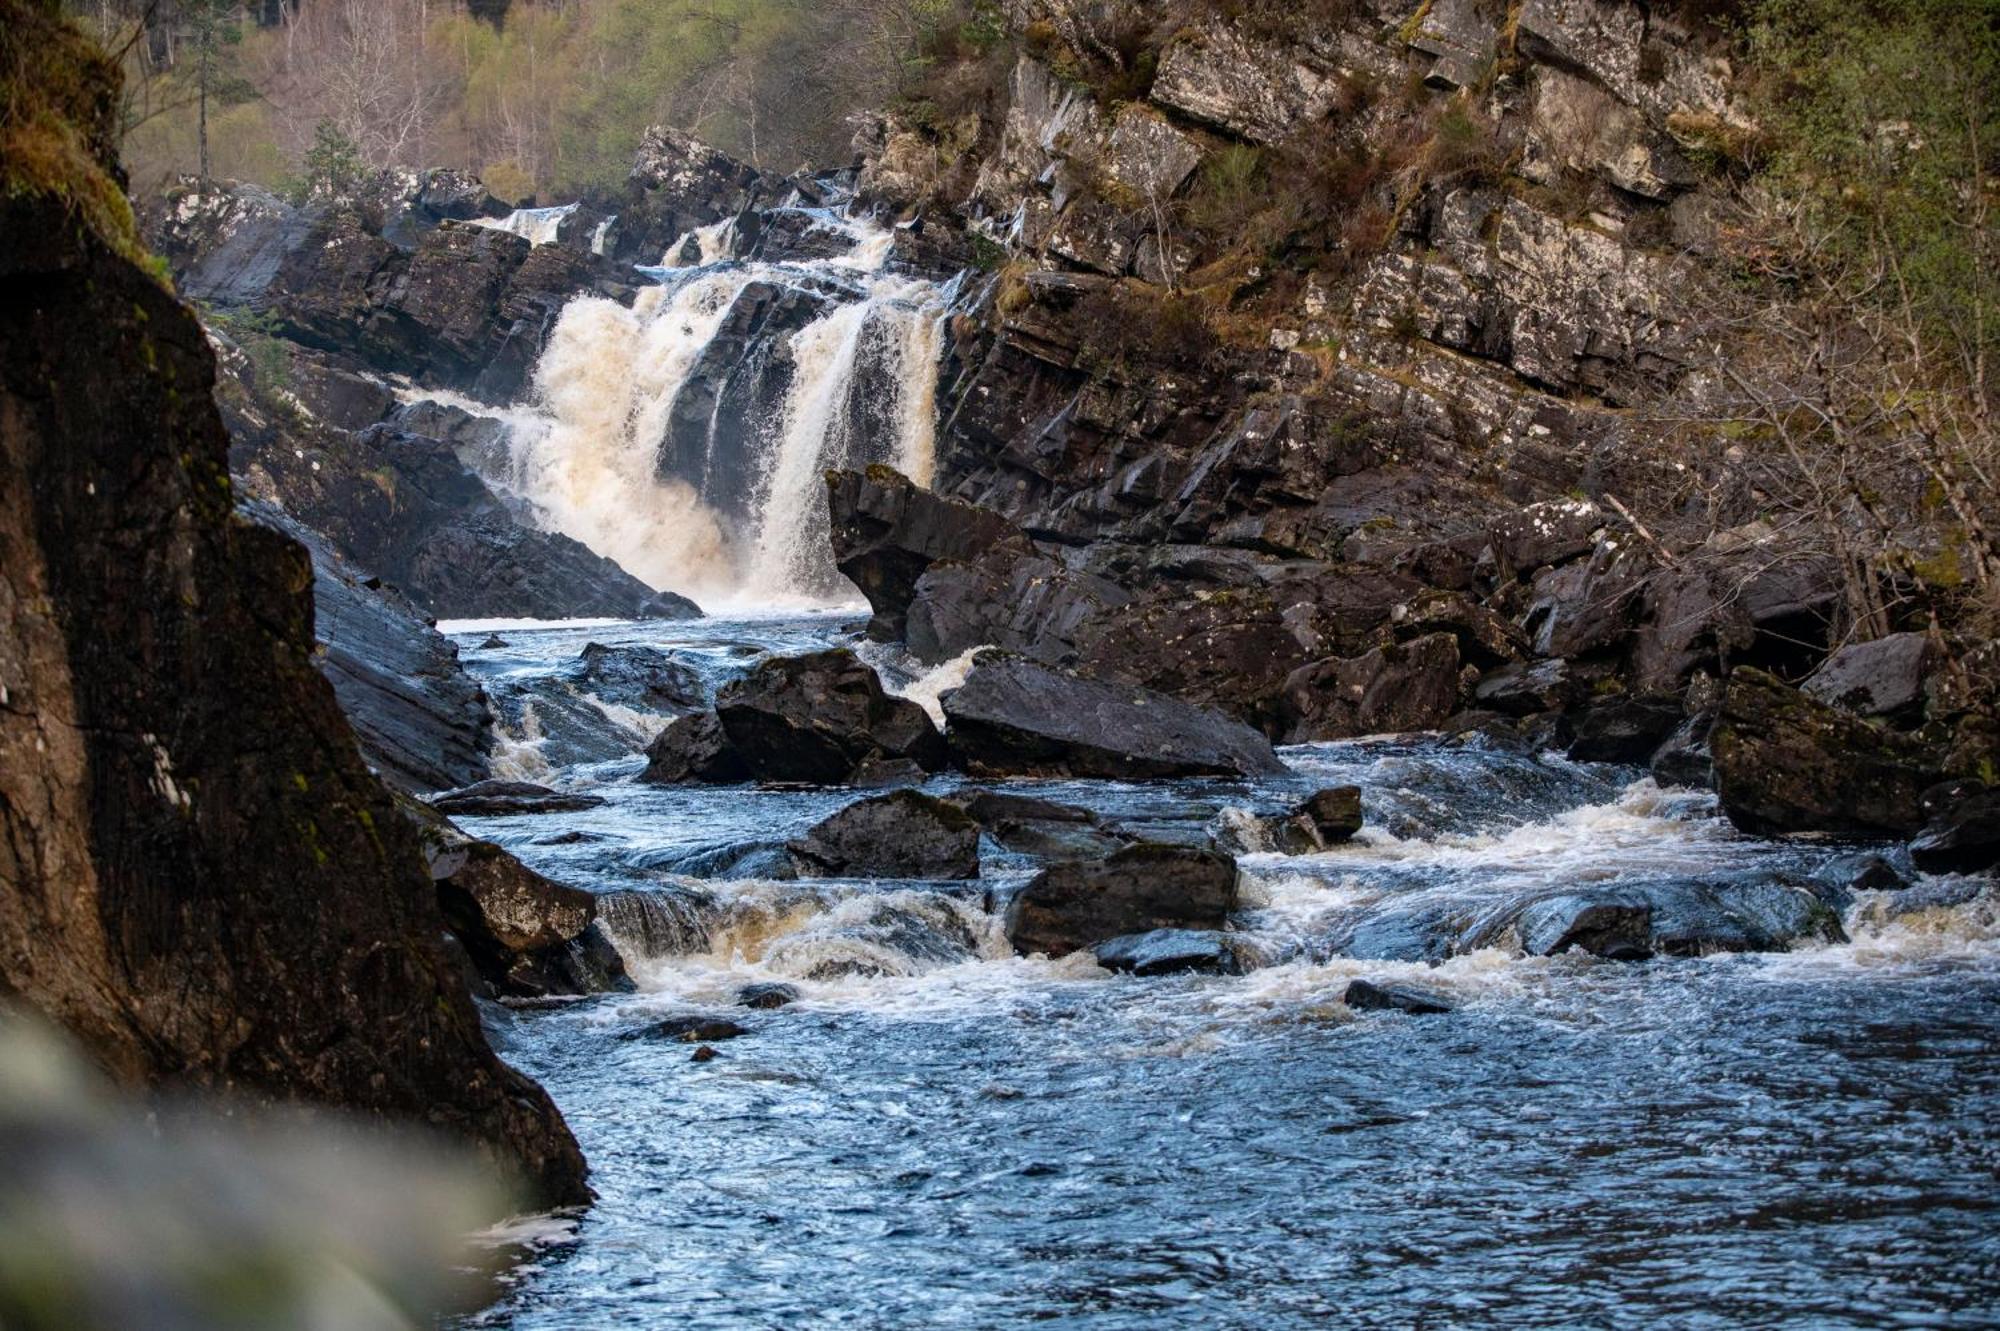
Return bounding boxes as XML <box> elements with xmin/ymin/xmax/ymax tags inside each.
<box><xmin>70</xmin><ymin>0</ymin><xmax>999</xmax><ymax>199</ymax></box>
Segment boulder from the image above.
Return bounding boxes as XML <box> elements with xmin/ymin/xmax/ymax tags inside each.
<box><xmin>1342</xmin><ymin>979</ymin><xmax>1454</xmax><ymax>1015</ymax></box>
<box><xmin>1093</xmin><ymin>929</ymin><xmax>1245</xmax><ymax>977</ymax></box>
<box><xmin>1648</xmin><ymin>713</ymin><xmax>1716</xmax><ymax>789</ymax></box>
<box><xmin>1712</xmin><ymin>669</ymin><xmax>1943</xmax><ymax>837</ymax></box>
<box><xmin>1280</xmin><ymin>633</ymin><xmax>1462</xmax><ymax>742</ymax></box>
<box><xmin>955</xmin><ymin>789</ymin><xmax>1131</xmax><ymax>860</ymax></box>
<box><xmin>639</xmin><ymin>711</ymin><xmax>751</xmax><ymax>784</ymax></box>
<box><xmin>737</xmin><ymin>982</ymin><xmax>801</xmax><ymax>1010</ymax></box>
<box><xmin>431</xmin><ymin>779</ymin><xmax>607</xmax><ymax>817</ymax></box>
<box><xmin>716</xmin><ymin>649</ymin><xmax>947</xmax><ymax>784</ymax></box>
<box><xmin>1487</xmin><ymin>498</ymin><xmax>1602</xmax><ymax>580</ymax></box>
<box><xmin>1150</xmin><ymin>23</ymin><xmax>1342</xmax><ymax>144</ymax></box>
<box><xmin>942</xmin><ymin>653</ymin><xmax>1287</xmax><ymax>780</ymax></box>
<box><xmin>1803</xmin><ymin>633</ymin><xmax>1936</xmax><ymax>722</ymax></box>
<box><xmin>826</xmin><ymin>466</ymin><xmax>1018</xmax><ymax>640</ymax></box>
<box><xmin>1005</xmin><ymin>843</ymin><xmax>1239</xmax><ymax>957</ymax></box>
<box><xmin>1294</xmin><ymin>786</ymin><xmax>1365</xmax><ymax>848</ymax></box>
<box><xmin>1567</xmin><ymin>696</ymin><xmax>1685</xmax><ymax>765</ymax></box>
<box><xmin>571</xmin><ymin>642</ymin><xmax>707</xmax><ymax>713</ymax></box>
<box><xmin>621</xmin><ymin>1015</ymin><xmax>750</xmax><ymax>1043</ymax></box>
<box><xmin>1909</xmin><ymin>782</ymin><xmax>2000</xmax><ymax>875</ymax></box>
<box><xmin>787</xmin><ymin>790</ymin><xmax>981</xmax><ymax>880</ymax></box>
<box><xmin>431</xmin><ymin>838</ymin><xmax>630</xmax><ymax>999</ymax></box>
<box><xmin>1516</xmin><ymin>892</ymin><xmax>1654</xmax><ymax>959</ymax></box>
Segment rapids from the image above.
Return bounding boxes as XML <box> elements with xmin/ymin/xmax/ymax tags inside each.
<box><xmin>449</xmin><ymin>611</ymin><xmax>2000</xmax><ymax>1330</ymax></box>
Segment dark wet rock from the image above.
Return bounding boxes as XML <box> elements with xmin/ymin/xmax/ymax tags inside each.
<box><xmin>572</xmin><ymin>642</ymin><xmax>708</xmax><ymax>713</ymax></box>
<box><xmin>431</xmin><ymin>838</ymin><xmax>631</xmax><ymax>999</ymax></box>
<box><xmin>478</xmin><ymin>634</ymin><xmax>509</xmax><ymax>650</ymax></box>
<box><xmin>958</xmin><ymin>790</ymin><xmax>1132</xmax><ymax>860</ymax></box>
<box><xmin>1803</xmin><ymin>633</ymin><xmax>1937</xmax><ymax>722</ymax></box>
<box><xmin>1909</xmin><ymin>782</ymin><xmax>2000</xmax><ymax>875</ymax></box>
<box><xmin>1005</xmin><ymin>843</ymin><xmax>1239</xmax><ymax>957</ymax></box>
<box><xmin>905</xmin><ymin>539</ymin><xmax>1131</xmax><ymax>667</ymax></box>
<box><xmin>1487</xmin><ymin>499</ymin><xmax>1603</xmax><ymax>580</ymax></box>
<box><xmin>1638</xmin><ymin>878</ymin><xmax>1846</xmax><ymax>955</ymax></box>
<box><xmin>1522</xmin><ymin>540</ymin><xmax>1647</xmax><ymax>659</ymax></box>
<box><xmin>716</xmin><ymin>649</ymin><xmax>947</xmax><ymax>785</ymax></box>
<box><xmin>621</xmin><ymin>1015</ymin><xmax>751</xmax><ymax>1043</ymax></box>
<box><xmin>1516</xmin><ymin>892</ymin><xmax>1655</xmax><ymax>959</ymax></box>
<box><xmin>1473</xmin><ymin>659</ymin><xmax>1587</xmax><ymax>715</ymax></box>
<box><xmin>1224</xmin><ymin>786</ymin><xmax>1366</xmax><ymax>855</ymax></box>
<box><xmin>826</xmin><ymin>466</ymin><xmax>1019</xmax><ymax>640</ymax></box>
<box><xmin>690</xmin><ymin>1045</ymin><xmax>720</xmax><ymax>1062</ymax></box>
<box><xmin>639</xmin><ymin>710</ymin><xmax>752</xmax><ymax>784</ymax></box>
<box><xmin>247</xmin><ymin>504</ymin><xmax>493</xmax><ymax>795</ymax></box>
<box><xmin>1293</xmin><ymin>786</ymin><xmax>1365</xmax><ymax>848</ymax></box>
<box><xmin>1649</xmin><ymin>712</ymin><xmax>1716</xmax><ymax>789</ymax></box>
<box><xmin>1280</xmin><ymin>633</ymin><xmax>1462</xmax><ymax>742</ymax></box>
<box><xmin>788</xmin><ymin>790</ymin><xmax>981</xmax><ymax>880</ymax></box>
<box><xmin>1343</xmin><ymin>979</ymin><xmax>1455</xmax><ymax>1015</ymax></box>
<box><xmin>1093</xmin><ymin>929</ymin><xmax>1246</xmax><ymax>977</ymax></box>
<box><xmin>943</xmin><ymin>653</ymin><xmax>1286</xmax><ymax>780</ymax></box>
<box><xmin>1567</xmin><ymin>696</ymin><xmax>1685</xmax><ymax>765</ymax></box>
<box><xmin>1712</xmin><ymin>669</ymin><xmax>1943</xmax><ymax>837</ymax></box>
<box><xmin>798</xmin><ymin>900</ymin><xmax>985</xmax><ymax>979</ymax></box>
<box><xmin>1</xmin><ymin>22</ymin><xmax>584</xmax><ymax>1208</ymax></box>
<box><xmin>431</xmin><ymin>779</ymin><xmax>607</xmax><ymax>817</ymax></box>
<box><xmin>1878</xmin><ymin>878</ymin><xmax>1988</xmax><ymax>918</ymax></box>
<box><xmin>1816</xmin><ymin>852</ymin><xmax>1906</xmax><ymax>897</ymax></box>
<box><xmin>737</xmin><ymin>982</ymin><xmax>802</xmax><ymax>1010</ymax></box>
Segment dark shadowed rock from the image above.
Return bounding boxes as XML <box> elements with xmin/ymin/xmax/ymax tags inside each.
<box><xmin>737</xmin><ymin>982</ymin><xmax>801</xmax><ymax>1010</ymax></box>
<box><xmin>1343</xmin><ymin>979</ymin><xmax>1454</xmax><ymax>1015</ymax></box>
<box><xmin>639</xmin><ymin>710</ymin><xmax>751</xmax><ymax>784</ymax></box>
<box><xmin>1093</xmin><ymin>929</ymin><xmax>1245</xmax><ymax>977</ymax></box>
<box><xmin>1712</xmin><ymin>669</ymin><xmax>1943</xmax><ymax>837</ymax></box>
<box><xmin>1005</xmin><ymin>843</ymin><xmax>1238</xmax><ymax>956</ymax></box>
<box><xmin>788</xmin><ymin>790</ymin><xmax>981</xmax><ymax>879</ymax></box>
<box><xmin>1649</xmin><ymin>712</ymin><xmax>1715</xmax><ymax>789</ymax></box>
<box><xmin>247</xmin><ymin>503</ymin><xmax>493</xmax><ymax>795</ymax></box>
<box><xmin>572</xmin><ymin>642</ymin><xmax>708</xmax><ymax>713</ymax></box>
<box><xmin>0</xmin><ymin>15</ymin><xmax>584</xmax><ymax>1208</ymax></box>
<box><xmin>944</xmin><ymin>653</ymin><xmax>1286</xmax><ymax>779</ymax></box>
<box><xmin>826</xmin><ymin>466</ymin><xmax>1019</xmax><ymax>640</ymax></box>
<box><xmin>1803</xmin><ymin>632</ymin><xmax>1937</xmax><ymax>722</ymax></box>
<box><xmin>1487</xmin><ymin>498</ymin><xmax>1602</xmax><ymax>580</ymax></box>
<box><xmin>956</xmin><ymin>789</ymin><xmax>1132</xmax><ymax>860</ymax></box>
<box><xmin>716</xmin><ymin>649</ymin><xmax>947</xmax><ymax>784</ymax></box>
<box><xmin>1909</xmin><ymin>782</ymin><xmax>2000</xmax><ymax>875</ymax></box>
<box><xmin>430</xmin><ymin>837</ymin><xmax>631</xmax><ymax>999</ymax></box>
<box><xmin>432</xmin><ymin>779</ymin><xmax>607</xmax><ymax>816</ymax></box>
<box><xmin>1297</xmin><ymin>786</ymin><xmax>1365</xmax><ymax>846</ymax></box>
<box><xmin>1567</xmin><ymin>696</ymin><xmax>1685</xmax><ymax>765</ymax></box>
<box><xmin>1281</xmin><ymin>633</ymin><xmax>1462</xmax><ymax>742</ymax></box>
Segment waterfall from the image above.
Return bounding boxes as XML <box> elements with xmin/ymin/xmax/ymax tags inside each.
<box><xmin>472</xmin><ymin>202</ymin><xmax>578</xmax><ymax>246</ymax></box>
<box><xmin>452</xmin><ymin>211</ymin><xmax>956</xmax><ymax>606</ymax></box>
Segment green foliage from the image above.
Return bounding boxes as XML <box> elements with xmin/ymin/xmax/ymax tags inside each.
<box><xmin>1746</xmin><ymin>0</ymin><xmax>1999</xmax><ymax>366</ymax></box>
<box><xmin>291</xmin><ymin>121</ymin><xmax>366</xmax><ymax>203</ymax></box>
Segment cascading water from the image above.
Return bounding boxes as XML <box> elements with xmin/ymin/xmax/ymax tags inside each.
<box><xmin>472</xmin><ymin>202</ymin><xmax>579</xmax><ymax>246</ymax></box>
<box><xmin>448</xmin><ymin>209</ymin><xmax>955</xmax><ymax>605</ymax></box>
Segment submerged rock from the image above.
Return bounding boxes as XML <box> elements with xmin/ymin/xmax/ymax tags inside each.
<box><xmin>571</xmin><ymin>642</ymin><xmax>708</xmax><ymax>714</ymax></box>
<box><xmin>1712</xmin><ymin>669</ymin><xmax>1943</xmax><ymax>837</ymax></box>
<box><xmin>788</xmin><ymin>789</ymin><xmax>981</xmax><ymax>880</ymax></box>
<box><xmin>716</xmin><ymin>649</ymin><xmax>947</xmax><ymax>784</ymax></box>
<box><xmin>431</xmin><ymin>779</ymin><xmax>608</xmax><ymax>817</ymax></box>
<box><xmin>1343</xmin><ymin>979</ymin><xmax>1455</xmax><ymax>1015</ymax></box>
<box><xmin>621</xmin><ymin>1015</ymin><xmax>751</xmax><ymax>1043</ymax></box>
<box><xmin>1516</xmin><ymin>892</ymin><xmax>1655</xmax><ymax>959</ymax></box>
<box><xmin>737</xmin><ymin>982</ymin><xmax>802</xmax><ymax>1010</ymax></box>
<box><xmin>943</xmin><ymin>653</ymin><xmax>1286</xmax><ymax>780</ymax></box>
<box><xmin>1005</xmin><ymin>843</ymin><xmax>1239</xmax><ymax>957</ymax></box>
<box><xmin>1093</xmin><ymin>929</ymin><xmax>1245</xmax><ymax>977</ymax></box>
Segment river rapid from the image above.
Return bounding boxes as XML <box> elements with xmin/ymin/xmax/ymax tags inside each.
<box><xmin>450</xmin><ymin>609</ymin><xmax>1999</xmax><ymax>1330</ymax></box>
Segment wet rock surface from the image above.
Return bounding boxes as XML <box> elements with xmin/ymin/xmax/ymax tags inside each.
<box><xmin>716</xmin><ymin>649</ymin><xmax>947</xmax><ymax>784</ymax></box>
<box><xmin>788</xmin><ymin>790</ymin><xmax>981</xmax><ymax>880</ymax></box>
<box><xmin>1092</xmin><ymin>929</ymin><xmax>1245</xmax><ymax>977</ymax></box>
<box><xmin>943</xmin><ymin>653</ymin><xmax>1287</xmax><ymax>780</ymax></box>
<box><xmin>1004</xmin><ymin>843</ymin><xmax>1239</xmax><ymax>957</ymax></box>
<box><xmin>827</xmin><ymin>466</ymin><xmax>1018</xmax><ymax>640</ymax></box>
<box><xmin>1343</xmin><ymin>980</ymin><xmax>1455</xmax><ymax>1016</ymax></box>
<box><xmin>432</xmin><ymin>780</ymin><xmax>609</xmax><ymax>817</ymax></box>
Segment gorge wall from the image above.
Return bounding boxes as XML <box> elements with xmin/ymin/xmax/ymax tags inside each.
<box><xmin>0</xmin><ymin>1</ymin><xmax>586</xmax><ymax>1207</ymax></box>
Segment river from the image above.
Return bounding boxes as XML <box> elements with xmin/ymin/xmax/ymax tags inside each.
<box><xmin>444</xmin><ymin>609</ymin><xmax>2000</xmax><ymax>1330</ymax></box>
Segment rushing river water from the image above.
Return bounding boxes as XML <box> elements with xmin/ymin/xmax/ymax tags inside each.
<box><xmin>446</xmin><ymin>610</ymin><xmax>2000</xmax><ymax>1330</ymax></box>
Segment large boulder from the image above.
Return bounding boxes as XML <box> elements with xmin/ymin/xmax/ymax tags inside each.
<box><xmin>639</xmin><ymin>711</ymin><xmax>751</xmax><ymax>784</ymax></box>
<box><xmin>716</xmin><ymin>649</ymin><xmax>947</xmax><ymax>784</ymax></box>
<box><xmin>1909</xmin><ymin>782</ymin><xmax>2000</xmax><ymax>875</ymax></box>
<box><xmin>826</xmin><ymin>466</ymin><xmax>1018</xmax><ymax>640</ymax></box>
<box><xmin>1566</xmin><ymin>696</ymin><xmax>1685</xmax><ymax>765</ymax></box>
<box><xmin>1005</xmin><ymin>843</ymin><xmax>1239</xmax><ymax>957</ymax></box>
<box><xmin>423</xmin><ymin>829</ymin><xmax>629</xmax><ymax>999</ymax></box>
<box><xmin>954</xmin><ymin>789</ymin><xmax>1131</xmax><ymax>860</ymax></box>
<box><xmin>787</xmin><ymin>789</ymin><xmax>981</xmax><ymax>880</ymax></box>
<box><xmin>942</xmin><ymin>653</ymin><xmax>1287</xmax><ymax>780</ymax></box>
<box><xmin>1802</xmin><ymin>632</ymin><xmax>1937</xmax><ymax>722</ymax></box>
<box><xmin>1280</xmin><ymin>633</ymin><xmax>1462</xmax><ymax>742</ymax></box>
<box><xmin>1711</xmin><ymin>669</ymin><xmax>1944</xmax><ymax>837</ymax></box>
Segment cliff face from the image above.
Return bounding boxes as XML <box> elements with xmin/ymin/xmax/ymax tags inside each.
<box><xmin>0</xmin><ymin>2</ymin><xmax>586</xmax><ymax>1207</ymax></box>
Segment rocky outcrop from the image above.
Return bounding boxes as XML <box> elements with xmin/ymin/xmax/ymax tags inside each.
<box><xmin>826</xmin><ymin>466</ymin><xmax>1018</xmax><ymax>640</ymax></box>
<box><xmin>0</xmin><ymin>6</ymin><xmax>584</xmax><ymax>1207</ymax></box>
<box><xmin>942</xmin><ymin>653</ymin><xmax>1287</xmax><ymax>779</ymax></box>
<box><xmin>787</xmin><ymin>790</ymin><xmax>981</xmax><ymax>880</ymax></box>
<box><xmin>1005</xmin><ymin>844</ymin><xmax>1239</xmax><ymax>957</ymax></box>
<box><xmin>640</xmin><ymin>711</ymin><xmax>752</xmax><ymax>784</ymax></box>
<box><xmin>1093</xmin><ymin>929</ymin><xmax>1245</xmax><ymax>977</ymax></box>
<box><xmin>1280</xmin><ymin>633</ymin><xmax>1463</xmax><ymax>742</ymax></box>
